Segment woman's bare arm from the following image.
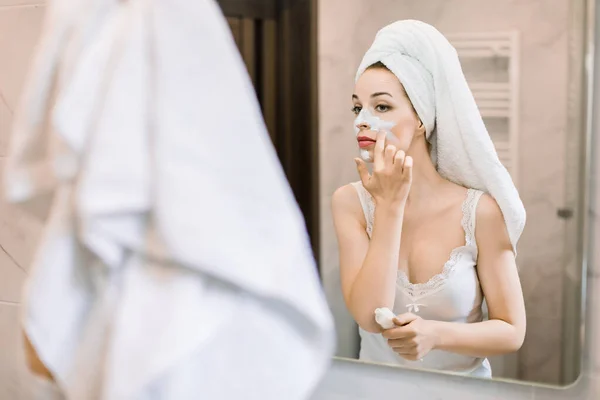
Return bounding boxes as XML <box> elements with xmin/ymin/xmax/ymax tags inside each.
<box><xmin>429</xmin><ymin>194</ymin><xmax>526</xmax><ymax>356</ymax></box>
<box><xmin>332</xmin><ymin>184</ymin><xmax>405</xmax><ymax>333</ymax></box>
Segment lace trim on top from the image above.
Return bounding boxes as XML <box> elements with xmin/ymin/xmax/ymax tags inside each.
<box><xmin>352</xmin><ymin>183</ymin><xmax>483</xmax><ymax>299</ymax></box>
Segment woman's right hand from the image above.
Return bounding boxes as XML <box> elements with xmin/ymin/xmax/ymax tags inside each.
<box><xmin>355</xmin><ymin>131</ymin><xmax>412</xmax><ymax>209</ymax></box>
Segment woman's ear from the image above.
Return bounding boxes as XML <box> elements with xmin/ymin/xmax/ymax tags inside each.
<box><xmin>417</xmin><ymin>120</ymin><xmax>426</xmax><ymax>136</ymax></box>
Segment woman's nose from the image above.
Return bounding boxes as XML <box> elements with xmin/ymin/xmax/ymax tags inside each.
<box><xmin>356</xmin><ymin>121</ymin><xmax>370</xmax><ymax>131</ymax></box>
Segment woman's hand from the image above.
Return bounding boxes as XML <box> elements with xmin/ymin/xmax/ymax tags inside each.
<box><xmin>382</xmin><ymin>313</ymin><xmax>439</xmax><ymax>361</ymax></box>
<box><xmin>355</xmin><ymin>131</ymin><xmax>412</xmax><ymax>209</ymax></box>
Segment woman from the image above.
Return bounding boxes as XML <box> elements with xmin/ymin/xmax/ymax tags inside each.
<box><xmin>331</xmin><ymin>20</ymin><xmax>526</xmax><ymax>378</ymax></box>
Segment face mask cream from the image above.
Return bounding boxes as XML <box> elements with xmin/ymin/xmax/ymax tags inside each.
<box><xmin>354</xmin><ymin>108</ymin><xmax>396</xmax><ymax>162</ymax></box>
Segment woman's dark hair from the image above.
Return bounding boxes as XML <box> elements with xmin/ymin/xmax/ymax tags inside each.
<box><xmin>367</xmin><ymin>61</ymin><xmax>389</xmax><ymax>70</ymax></box>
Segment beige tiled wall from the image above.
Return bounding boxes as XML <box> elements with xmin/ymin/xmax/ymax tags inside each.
<box><xmin>0</xmin><ymin>2</ymin><xmax>45</xmax><ymax>399</ymax></box>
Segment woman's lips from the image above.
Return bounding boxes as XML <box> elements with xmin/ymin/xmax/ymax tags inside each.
<box><xmin>358</xmin><ymin>141</ymin><xmax>375</xmax><ymax>148</ymax></box>
<box><xmin>357</xmin><ymin>136</ymin><xmax>375</xmax><ymax>148</ymax></box>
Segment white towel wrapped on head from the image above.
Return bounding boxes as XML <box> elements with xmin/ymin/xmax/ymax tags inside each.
<box><xmin>356</xmin><ymin>20</ymin><xmax>525</xmax><ymax>252</ymax></box>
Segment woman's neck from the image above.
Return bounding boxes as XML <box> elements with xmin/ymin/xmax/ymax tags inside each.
<box><xmin>404</xmin><ymin>136</ymin><xmax>450</xmax><ymax>211</ymax></box>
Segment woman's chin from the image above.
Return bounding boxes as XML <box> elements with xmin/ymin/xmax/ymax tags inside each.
<box><xmin>359</xmin><ymin>149</ymin><xmax>373</xmax><ymax>162</ymax></box>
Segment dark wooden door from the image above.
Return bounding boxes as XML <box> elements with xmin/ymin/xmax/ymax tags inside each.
<box><xmin>217</xmin><ymin>0</ymin><xmax>320</xmax><ymax>265</ymax></box>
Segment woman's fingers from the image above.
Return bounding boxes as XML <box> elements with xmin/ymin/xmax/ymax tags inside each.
<box><xmin>387</xmin><ymin>339</ymin><xmax>417</xmax><ymax>350</ymax></box>
<box><xmin>373</xmin><ymin>131</ymin><xmax>387</xmax><ymax>171</ymax></box>
<box><xmin>402</xmin><ymin>156</ymin><xmax>413</xmax><ymax>181</ymax></box>
<box><xmin>354</xmin><ymin>158</ymin><xmax>370</xmax><ymax>185</ymax></box>
<box><xmin>392</xmin><ymin>151</ymin><xmax>412</xmax><ymax>182</ymax></box>
<box><xmin>384</xmin><ymin>145</ymin><xmax>397</xmax><ymax>168</ymax></box>
<box><xmin>393</xmin><ymin>150</ymin><xmax>406</xmax><ymax>170</ymax></box>
<box><xmin>392</xmin><ymin>312</ymin><xmax>418</xmax><ymax>326</ymax></box>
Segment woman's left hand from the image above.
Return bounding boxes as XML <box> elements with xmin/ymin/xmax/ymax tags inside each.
<box><xmin>381</xmin><ymin>313</ymin><xmax>439</xmax><ymax>361</ymax></box>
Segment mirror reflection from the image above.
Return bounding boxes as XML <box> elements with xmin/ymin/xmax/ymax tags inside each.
<box><xmin>218</xmin><ymin>0</ymin><xmax>590</xmax><ymax>388</ymax></box>
<box><xmin>319</xmin><ymin>0</ymin><xmax>590</xmax><ymax>387</ymax></box>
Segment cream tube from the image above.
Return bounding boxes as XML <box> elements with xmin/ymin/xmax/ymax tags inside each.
<box><xmin>374</xmin><ymin>307</ymin><xmax>396</xmax><ymax>329</ymax></box>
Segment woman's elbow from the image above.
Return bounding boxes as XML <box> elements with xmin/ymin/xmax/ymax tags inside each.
<box><xmin>346</xmin><ymin>301</ymin><xmax>383</xmax><ymax>333</ymax></box>
<box><xmin>508</xmin><ymin>324</ymin><xmax>526</xmax><ymax>352</ymax></box>
<box><xmin>357</xmin><ymin>320</ymin><xmax>383</xmax><ymax>334</ymax></box>
<box><xmin>344</xmin><ymin>294</ymin><xmax>382</xmax><ymax>333</ymax></box>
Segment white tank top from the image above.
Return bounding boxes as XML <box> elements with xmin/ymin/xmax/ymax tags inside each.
<box><xmin>351</xmin><ymin>182</ymin><xmax>492</xmax><ymax>378</ymax></box>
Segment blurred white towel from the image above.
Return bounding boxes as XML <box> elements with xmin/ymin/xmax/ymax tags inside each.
<box><xmin>5</xmin><ymin>0</ymin><xmax>334</xmax><ymax>399</ymax></box>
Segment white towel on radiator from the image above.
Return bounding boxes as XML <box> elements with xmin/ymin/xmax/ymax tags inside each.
<box><xmin>356</xmin><ymin>20</ymin><xmax>526</xmax><ymax>252</ymax></box>
<box><xmin>5</xmin><ymin>0</ymin><xmax>334</xmax><ymax>399</ymax></box>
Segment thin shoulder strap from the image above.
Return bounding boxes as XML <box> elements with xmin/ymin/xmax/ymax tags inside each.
<box><xmin>350</xmin><ymin>181</ymin><xmax>374</xmax><ymax>237</ymax></box>
<box><xmin>462</xmin><ymin>189</ymin><xmax>484</xmax><ymax>247</ymax></box>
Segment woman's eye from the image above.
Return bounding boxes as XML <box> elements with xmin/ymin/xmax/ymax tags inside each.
<box><xmin>351</xmin><ymin>106</ymin><xmax>362</xmax><ymax>115</ymax></box>
<box><xmin>375</xmin><ymin>104</ymin><xmax>390</xmax><ymax>112</ymax></box>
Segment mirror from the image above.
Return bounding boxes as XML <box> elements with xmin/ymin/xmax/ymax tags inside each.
<box><xmin>318</xmin><ymin>0</ymin><xmax>593</xmax><ymax>387</ymax></box>
<box><xmin>217</xmin><ymin>0</ymin><xmax>592</xmax><ymax>388</ymax></box>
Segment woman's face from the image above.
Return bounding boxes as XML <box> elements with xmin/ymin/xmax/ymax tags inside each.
<box><xmin>352</xmin><ymin>66</ymin><xmax>422</xmax><ymax>160</ymax></box>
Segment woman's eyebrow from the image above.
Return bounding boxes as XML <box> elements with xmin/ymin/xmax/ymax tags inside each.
<box><xmin>371</xmin><ymin>92</ymin><xmax>393</xmax><ymax>98</ymax></box>
<box><xmin>352</xmin><ymin>92</ymin><xmax>393</xmax><ymax>100</ymax></box>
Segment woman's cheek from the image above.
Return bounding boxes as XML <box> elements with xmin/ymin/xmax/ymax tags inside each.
<box><xmin>388</xmin><ymin>124</ymin><xmax>415</xmax><ymax>151</ymax></box>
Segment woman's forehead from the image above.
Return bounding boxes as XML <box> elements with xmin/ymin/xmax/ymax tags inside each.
<box><xmin>354</xmin><ymin>68</ymin><xmax>406</xmax><ymax>98</ymax></box>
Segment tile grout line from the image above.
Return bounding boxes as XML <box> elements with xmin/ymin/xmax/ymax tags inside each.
<box><xmin>0</xmin><ymin>243</ymin><xmax>27</xmax><ymax>274</ymax></box>
<box><xmin>0</xmin><ymin>89</ymin><xmax>13</xmax><ymax>115</ymax></box>
<box><xmin>0</xmin><ymin>4</ymin><xmax>44</xmax><ymax>11</ymax></box>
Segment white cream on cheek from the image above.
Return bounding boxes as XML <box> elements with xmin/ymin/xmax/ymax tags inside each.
<box><xmin>354</xmin><ymin>108</ymin><xmax>396</xmax><ymax>162</ymax></box>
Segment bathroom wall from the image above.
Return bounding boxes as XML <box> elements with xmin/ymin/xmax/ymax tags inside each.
<box><xmin>318</xmin><ymin>0</ymin><xmax>582</xmax><ymax>384</ymax></box>
<box><xmin>314</xmin><ymin>0</ymin><xmax>599</xmax><ymax>395</ymax></box>
<box><xmin>0</xmin><ymin>1</ymin><xmax>46</xmax><ymax>399</ymax></box>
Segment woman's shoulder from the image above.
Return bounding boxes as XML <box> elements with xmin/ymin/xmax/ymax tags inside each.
<box><xmin>331</xmin><ymin>182</ymin><xmax>366</xmax><ymax>221</ymax></box>
<box><xmin>471</xmin><ymin>192</ymin><xmax>512</xmax><ymax>249</ymax></box>
<box><xmin>332</xmin><ymin>182</ymin><xmax>362</xmax><ymax>211</ymax></box>
<box><xmin>472</xmin><ymin>191</ymin><xmax>502</xmax><ymax>219</ymax></box>
<box><xmin>452</xmin><ymin>184</ymin><xmax>501</xmax><ymax>220</ymax></box>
